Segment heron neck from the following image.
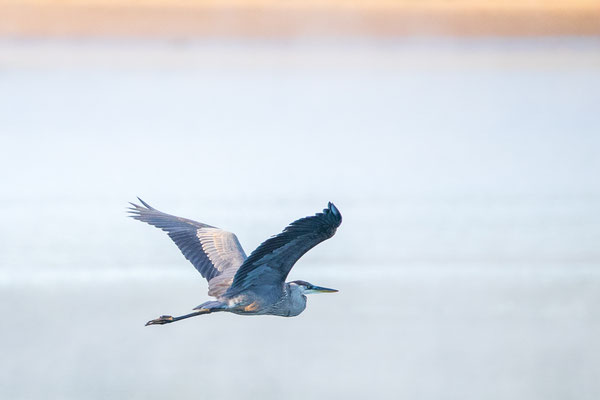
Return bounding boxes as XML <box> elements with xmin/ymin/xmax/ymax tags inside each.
<box><xmin>285</xmin><ymin>283</ymin><xmax>307</xmax><ymax>316</ymax></box>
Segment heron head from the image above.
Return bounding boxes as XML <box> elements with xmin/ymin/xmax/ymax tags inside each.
<box><xmin>289</xmin><ymin>280</ymin><xmax>338</xmax><ymax>294</ymax></box>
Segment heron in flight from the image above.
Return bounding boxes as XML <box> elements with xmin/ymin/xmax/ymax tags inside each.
<box><xmin>128</xmin><ymin>198</ymin><xmax>342</xmax><ymax>326</ymax></box>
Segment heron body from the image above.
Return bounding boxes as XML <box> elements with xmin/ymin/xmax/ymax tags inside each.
<box><xmin>128</xmin><ymin>198</ymin><xmax>342</xmax><ymax>325</ymax></box>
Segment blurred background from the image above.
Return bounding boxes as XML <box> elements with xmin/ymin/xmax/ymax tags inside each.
<box><xmin>1</xmin><ymin>1</ymin><xmax>599</xmax><ymax>399</ymax></box>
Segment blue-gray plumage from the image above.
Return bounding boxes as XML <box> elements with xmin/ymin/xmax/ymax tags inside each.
<box><xmin>128</xmin><ymin>198</ymin><xmax>342</xmax><ymax>325</ymax></box>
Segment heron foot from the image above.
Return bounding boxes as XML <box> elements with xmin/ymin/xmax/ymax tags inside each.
<box><xmin>145</xmin><ymin>315</ymin><xmax>174</xmax><ymax>326</ymax></box>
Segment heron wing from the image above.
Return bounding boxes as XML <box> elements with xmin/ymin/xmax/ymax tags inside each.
<box><xmin>128</xmin><ymin>198</ymin><xmax>247</xmax><ymax>297</ymax></box>
<box><xmin>227</xmin><ymin>202</ymin><xmax>342</xmax><ymax>295</ymax></box>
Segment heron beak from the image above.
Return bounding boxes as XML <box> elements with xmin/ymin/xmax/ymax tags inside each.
<box><xmin>306</xmin><ymin>285</ymin><xmax>339</xmax><ymax>294</ymax></box>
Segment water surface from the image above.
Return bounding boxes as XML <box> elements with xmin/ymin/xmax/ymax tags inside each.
<box><xmin>1</xmin><ymin>38</ymin><xmax>599</xmax><ymax>399</ymax></box>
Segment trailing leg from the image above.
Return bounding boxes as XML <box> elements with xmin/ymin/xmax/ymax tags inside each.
<box><xmin>145</xmin><ymin>301</ymin><xmax>227</xmax><ymax>326</ymax></box>
<box><xmin>145</xmin><ymin>309</ymin><xmax>211</xmax><ymax>326</ymax></box>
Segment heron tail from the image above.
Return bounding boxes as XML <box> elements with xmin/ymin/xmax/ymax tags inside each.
<box><xmin>193</xmin><ymin>301</ymin><xmax>227</xmax><ymax>311</ymax></box>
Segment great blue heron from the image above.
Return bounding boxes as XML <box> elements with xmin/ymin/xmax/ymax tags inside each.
<box><xmin>128</xmin><ymin>198</ymin><xmax>342</xmax><ymax>326</ymax></box>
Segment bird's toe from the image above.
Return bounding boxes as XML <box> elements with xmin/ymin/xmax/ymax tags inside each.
<box><xmin>145</xmin><ymin>315</ymin><xmax>174</xmax><ymax>326</ymax></box>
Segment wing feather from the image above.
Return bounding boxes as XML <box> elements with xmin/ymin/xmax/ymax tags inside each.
<box><xmin>128</xmin><ymin>198</ymin><xmax>247</xmax><ymax>296</ymax></box>
<box><xmin>227</xmin><ymin>202</ymin><xmax>342</xmax><ymax>295</ymax></box>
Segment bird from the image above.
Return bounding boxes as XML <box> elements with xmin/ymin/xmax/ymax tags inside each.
<box><xmin>128</xmin><ymin>198</ymin><xmax>342</xmax><ymax>326</ymax></box>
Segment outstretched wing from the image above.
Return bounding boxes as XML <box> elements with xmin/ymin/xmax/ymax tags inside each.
<box><xmin>128</xmin><ymin>198</ymin><xmax>247</xmax><ymax>297</ymax></box>
<box><xmin>227</xmin><ymin>202</ymin><xmax>342</xmax><ymax>295</ymax></box>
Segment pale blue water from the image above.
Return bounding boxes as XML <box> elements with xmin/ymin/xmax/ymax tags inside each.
<box><xmin>0</xmin><ymin>38</ymin><xmax>599</xmax><ymax>400</ymax></box>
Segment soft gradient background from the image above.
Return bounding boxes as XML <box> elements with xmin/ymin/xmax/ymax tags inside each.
<box><xmin>1</xmin><ymin>2</ymin><xmax>599</xmax><ymax>399</ymax></box>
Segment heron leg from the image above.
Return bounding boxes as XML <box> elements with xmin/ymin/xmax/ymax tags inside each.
<box><xmin>145</xmin><ymin>308</ymin><xmax>213</xmax><ymax>326</ymax></box>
